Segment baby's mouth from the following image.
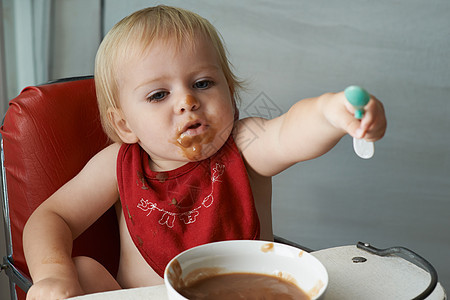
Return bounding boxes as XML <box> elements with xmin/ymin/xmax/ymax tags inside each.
<box><xmin>187</xmin><ymin>122</ymin><xmax>201</xmax><ymax>130</ymax></box>
<box><xmin>173</xmin><ymin>118</ymin><xmax>218</xmax><ymax>160</ymax></box>
<box><xmin>178</xmin><ymin>120</ymin><xmax>207</xmax><ymax>137</ymax></box>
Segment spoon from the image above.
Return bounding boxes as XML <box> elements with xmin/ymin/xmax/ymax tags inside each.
<box><xmin>344</xmin><ymin>85</ymin><xmax>374</xmax><ymax>159</ymax></box>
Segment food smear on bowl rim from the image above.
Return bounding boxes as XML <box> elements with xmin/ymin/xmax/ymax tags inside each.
<box><xmin>261</xmin><ymin>242</ymin><xmax>274</xmax><ymax>253</ymax></box>
<box><xmin>308</xmin><ymin>280</ymin><xmax>325</xmax><ymax>299</ymax></box>
<box><xmin>176</xmin><ymin>272</ymin><xmax>311</xmax><ymax>300</ymax></box>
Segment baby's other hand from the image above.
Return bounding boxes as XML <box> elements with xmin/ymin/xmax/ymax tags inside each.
<box><xmin>26</xmin><ymin>277</ymin><xmax>83</xmax><ymax>300</ymax></box>
<box><xmin>322</xmin><ymin>91</ymin><xmax>386</xmax><ymax>141</ymax></box>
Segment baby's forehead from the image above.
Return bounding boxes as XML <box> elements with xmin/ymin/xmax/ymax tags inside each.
<box><xmin>114</xmin><ymin>33</ymin><xmax>222</xmax><ymax>87</ymax></box>
<box><xmin>141</xmin><ymin>31</ymin><xmax>211</xmax><ymax>56</ymax></box>
<box><xmin>117</xmin><ymin>32</ymin><xmax>216</xmax><ymax>69</ymax></box>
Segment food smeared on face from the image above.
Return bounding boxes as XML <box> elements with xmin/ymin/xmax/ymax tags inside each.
<box><xmin>175</xmin><ymin>126</ymin><xmax>217</xmax><ymax>160</ymax></box>
<box><xmin>172</xmin><ymin>95</ymin><xmax>218</xmax><ymax>160</ymax></box>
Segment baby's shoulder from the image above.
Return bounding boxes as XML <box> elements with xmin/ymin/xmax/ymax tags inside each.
<box><xmin>232</xmin><ymin>117</ymin><xmax>268</xmax><ymax>151</ymax></box>
<box><xmin>81</xmin><ymin>142</ymin><xmax>122</xmax><ymax>181</ymax></box>
<box><xmin>89</xmin><ymin>142</ymin><xmax>121</xmax><ymax>164</ymax></box>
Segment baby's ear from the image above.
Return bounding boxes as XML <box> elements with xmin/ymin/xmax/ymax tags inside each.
<box><xmin>107</xmin><ymin>107</ymin><xmax>139</xmax><ymax>144</ymax></box>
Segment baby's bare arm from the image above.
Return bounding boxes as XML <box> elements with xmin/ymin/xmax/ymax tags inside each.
<box><xmin>235</xmin><ymin>92</ymin><xmax>386</xmax><ymax>176</ymax></box>
<box><xmin>23</xmin><ymin>143</ymin><xmax>121</xmax><ymax>300</ymax></box>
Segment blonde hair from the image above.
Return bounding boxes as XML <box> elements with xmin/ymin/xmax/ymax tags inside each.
<box><xmin>95</xmin><ymin>5</ymin><xmax>242</xmax><ymax>143</ymax></box>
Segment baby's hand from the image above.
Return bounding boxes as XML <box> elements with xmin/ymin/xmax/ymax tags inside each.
<box><xmin>322</xmin><ymin>91</ymin><xmax>386</xmax><ymax>141</ymax></box>
<box><xmin>26</xmin><ymin>276</ymin><xmax>83</xmax><ymax>300</ymax></box>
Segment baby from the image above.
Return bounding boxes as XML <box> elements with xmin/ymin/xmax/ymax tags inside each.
<box><xmin>23</xmin><ymin>5</ymin><xmax>386</xmax><ymax>299</ymax></box>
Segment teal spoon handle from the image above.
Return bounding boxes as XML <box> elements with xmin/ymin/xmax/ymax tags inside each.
<box><xmin>344</xmin><ymin>85</ymin><xmax>370</xmax><ymax>119</ymax></box>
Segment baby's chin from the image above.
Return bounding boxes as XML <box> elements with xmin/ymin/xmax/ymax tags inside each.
<box><xmin>177</xmin><ymin>139</ymin><xmax>225</xmax><ymax>162</ymax></box>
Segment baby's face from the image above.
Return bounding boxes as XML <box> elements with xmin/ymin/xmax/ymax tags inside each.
<box><xmin>116</xmin><ymin>35</ymin><xmax>235</xmax><ymax>171</ymax></box>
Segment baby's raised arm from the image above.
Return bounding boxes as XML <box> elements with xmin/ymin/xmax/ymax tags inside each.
<box><xmin>23</xmin><ymin>143</ymin><xmax>121</xmax><ymax>300</ymax></box>
<box><xmin>235</xmin><ymin>91</ymin><xmax>386</xmax><ymax>176</ymax></box>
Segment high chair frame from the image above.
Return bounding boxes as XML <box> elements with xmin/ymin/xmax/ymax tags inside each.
<box><xmin>0</xmin><ymin>76</ymin><xmax>120</xmax><ymax>300</ymax></box>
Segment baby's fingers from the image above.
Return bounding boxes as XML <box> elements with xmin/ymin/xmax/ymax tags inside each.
<box><xmin>340</xmin><ymin>111</ymin><xmax>366</xmax><ymax>139</ymax></box>
<box><xmin>360</xmin><ymin>98</ymin><xmax>386</xmax><ymax>141</ymax></box>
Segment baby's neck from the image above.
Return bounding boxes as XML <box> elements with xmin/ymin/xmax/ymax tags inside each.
<box><xmin>148</xmin><ymin>157</ymin><xmax>190</xmax><ymax>172</ymax></box>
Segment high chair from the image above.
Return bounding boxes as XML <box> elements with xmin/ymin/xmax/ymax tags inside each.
<box><xmin>2</xmin><ymin>76</ymin><xmax>445</xmax><ymax>300</ymax></box>
<box><xmin>0</xmin><ymin>76</ymin><xmax>120</xmax><ymax>300</ymax></box>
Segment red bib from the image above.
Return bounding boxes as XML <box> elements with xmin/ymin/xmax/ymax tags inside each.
<box><xmin>117</xmin><ymin>137</ymin><xmax>260</xmax><ymax>276</ymax></box>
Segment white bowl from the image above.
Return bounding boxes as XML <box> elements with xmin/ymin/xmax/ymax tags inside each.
<box><xmin>164</xmin><ymin>240</ymin><xmax>328</xmax><ymax>299</ymax></box>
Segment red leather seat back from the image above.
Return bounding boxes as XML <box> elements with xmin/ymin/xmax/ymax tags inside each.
<box><xmin>0</xmin><ymin>77</ymin><xmax>120</xmax><ymax>299</ymax></box>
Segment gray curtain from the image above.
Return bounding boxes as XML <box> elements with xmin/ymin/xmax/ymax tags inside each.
<box><xmin>0</xmin><ymin>0</ymin><xmax>51</xmax><ymax>107</ymax></box>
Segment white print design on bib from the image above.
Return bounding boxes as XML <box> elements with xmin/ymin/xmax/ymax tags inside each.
<box><xmin>137</xmin><ymin>163</ymin><xmax>224</xmax><ymax>228</ymax></box>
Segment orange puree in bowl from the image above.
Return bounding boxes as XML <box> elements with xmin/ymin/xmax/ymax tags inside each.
<box><xmin>177</xmin><ymin>272</ymin><xmax>310</xmax><ymax>300</ymax></box>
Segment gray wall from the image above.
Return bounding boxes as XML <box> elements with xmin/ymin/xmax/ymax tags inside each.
<box><xmin>1</xmin><ymin>0</ymin><xmax>449</xmax><ymax>298</ymax></box>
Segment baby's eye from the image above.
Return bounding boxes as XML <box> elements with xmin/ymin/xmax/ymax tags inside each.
<box><xmin>146</xmin><ymin>91</ymin><xmax>168</xmax><ymax>102</ymax></box>
<box><xmin>193</xmin><ymin>80</ymin><xmax>214</xmax><ymax>90</ymax></box>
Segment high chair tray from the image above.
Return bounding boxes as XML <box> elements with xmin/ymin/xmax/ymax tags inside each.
<box><xmin>312</xmin><ymin>245</ymin><xmax>446</xmax><ymax>299</ymax></box>
<box><xmin>68</xmin><ymin>244</ymin><xmax>446</xmax><ymax>300</ymax></box>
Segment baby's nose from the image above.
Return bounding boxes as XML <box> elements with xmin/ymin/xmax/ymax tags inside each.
<box><xmin>178</xmin><ymin>95</ymin><xmax>200</xmax><ymax>113</ymax></box>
